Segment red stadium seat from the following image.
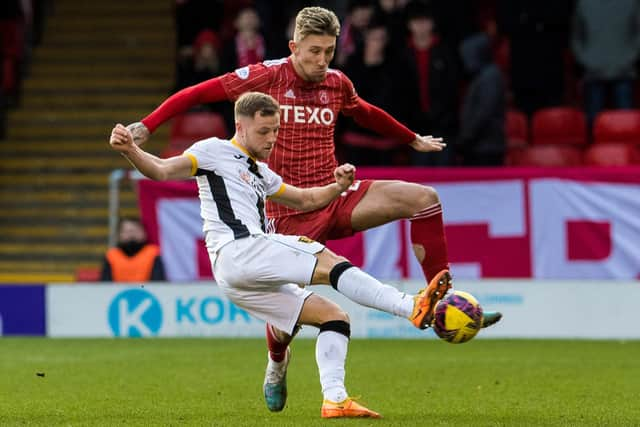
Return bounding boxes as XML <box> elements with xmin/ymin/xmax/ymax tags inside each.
<box><xmin>170</xmin><ymin>112</ymin><xmax>228</xmax><ymax>140</ymax></box>
<box><xmin>505</xmin><ymin>109</ymin><xmax>529</xmax><ymax>148</ymax></box>
<box><xmin>163</xmin><ymin>112</ymin><xmax>228</xmax><ymax>158</ymax></box>
<box><xmin>531</xmin><ymin>107</ymin><xmax>587</xmax><ymax>146</ymax></box>
<box><xmin>505</xmin><ymin>146</ymin><xmax>527</xmax><ymax>166</ymax></box>
<box><xmin>593</xmin><ymin>110</ymin><xmax>640</xmax><ymax>145</ymax></box>
<box><xmin>511</xmin><ymin>145</ymin><xmax>583</xmax><ymax>167</ymax></box>
<box><xmin>583</xmin><ymin>143</ymin><xmax>640</xmax><ymax>166</ymax></box>
<box><xmin>75</xmin><ymin>266</ymin><xmax>101</xmax><ymax>282</ymax></box>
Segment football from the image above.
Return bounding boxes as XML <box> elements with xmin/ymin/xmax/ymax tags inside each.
<box><xmin>432</xmin><ymin>291</ymin><xmax>483</xmax><ymax>344</ymax></box>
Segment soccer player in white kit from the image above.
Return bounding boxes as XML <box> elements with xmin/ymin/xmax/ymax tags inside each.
<box><xmin>109</xmin><ymin>92</ymin><xmax>439</xmax><ymax>419</ymax></box>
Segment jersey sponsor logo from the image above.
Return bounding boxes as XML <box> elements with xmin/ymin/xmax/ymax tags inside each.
<box><xmin>279</xmin><ymin>105</ymin><xmax>335</xmax><ymax>125</ymax></box>
<box><xmin>298</xmin><ymin>236</ymin><xmax>316</xmax><ymax>244</ymax></box>
<box><xmin>235</xmin><ymin>66</ymin><xmax>250</xmax><ymax>79</ymax></box>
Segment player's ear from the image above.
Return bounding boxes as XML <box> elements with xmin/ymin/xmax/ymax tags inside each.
<box><xmin>288</xmin><ymin>40</ymin><xmax>297</xmax><ymax>55</ymax></box>
<box><xmin>234</xmin><ymin>120</ymin><xmax>242</xmax><ymax>135</ymax></box>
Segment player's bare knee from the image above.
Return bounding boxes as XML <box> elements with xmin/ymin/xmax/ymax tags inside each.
<box><xmin>312</xmin><ymin>249</ymin><xmax>349</xmax><ymax>284</ymax></box>
<box><xmin>418</xmin><ymin>185</ymin><xmax>440</xmax><ymax>208</ymax></box>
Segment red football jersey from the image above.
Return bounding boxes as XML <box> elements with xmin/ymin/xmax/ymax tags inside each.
<box><xmin>219</xmin><ymin>57</ymin><xmax>359</xmax><ymax>218</ymax></box>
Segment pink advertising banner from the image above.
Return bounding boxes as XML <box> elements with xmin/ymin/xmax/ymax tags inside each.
<box><xmin>137</xmin><ymin>167</ymin><xmax>640</xmax><ymax>282</ymax></box>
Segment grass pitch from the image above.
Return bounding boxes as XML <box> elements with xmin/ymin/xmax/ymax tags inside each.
<box><xmin>1</xmin><ymin>338</ymin><xmax>638</xmax><ymax>426</ymax></box>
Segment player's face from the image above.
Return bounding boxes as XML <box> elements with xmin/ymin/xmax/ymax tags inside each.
<box><xmin>239</xmin><ymin>112</ymin><xmax>280</xmax><ymax>160</ymax></box>
<box><xmin>289</xmin><ymin>34</ymin><xmax>336</xmax><ymax>82</ymax></box>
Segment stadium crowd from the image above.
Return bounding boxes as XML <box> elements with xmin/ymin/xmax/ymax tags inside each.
<box><xmin>0</xmin><ymin>0</ymin><xmax>49</xmax><ymax>138</ymax></box>
<box><xmin>170</xmin><ymin>0</ymin><xmax>640</xmax><ymax>167</ymax></box>
<box><xmin>3</xmin><ymin>0</ymin><xmax>640</xmax><ymax>166</ymax></box>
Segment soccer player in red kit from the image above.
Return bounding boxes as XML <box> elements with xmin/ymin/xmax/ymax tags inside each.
<box><xmin>127</xmin><ymin>6</ymin><xmax>501</xmax><ymax>414</ymax></box>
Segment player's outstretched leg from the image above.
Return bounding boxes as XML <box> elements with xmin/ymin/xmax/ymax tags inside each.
<box><xmin>481</xmin><ymin>311</ymin><xmax>503</xmax><ymax>328</ymax></box>
<box><xmin>328</xmin><ymin>262</ymin><xmax>451</xmax><ymax>330</ymax></box>
<box><xmin>316</xmin><ymin>320</ymin><xmax>381</xmax><ymax>419</ymax></box>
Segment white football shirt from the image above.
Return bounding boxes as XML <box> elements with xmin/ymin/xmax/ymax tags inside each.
<box><xmin>183</xmin><ymin>137</ymin><xmax>285</xmax><ymax>252</ymax></box>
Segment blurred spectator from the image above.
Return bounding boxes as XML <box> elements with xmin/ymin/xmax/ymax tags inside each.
<box><xmin>457</xmin><ymin>33</ymin><xmax>506</xmax><ymax>166</ymax></box>
<box><xmin>403</xmin><ymin>1</ymin><xmax>460</xmax><ymax>166</ymax></box>
<box><xmin>374</xmin><ymin>0</ymin><xmax>409</xmax><ymax>49</ymax></box>
<box><xmin>476</xmin><ymin>0</ymin><xmax>510</xmax><ymax>80</ymax></box>
<box><xmin>100</xmin><ymin>218</ymin><xmax>166</xmax><ymax>283</ymax></box>
<box><xmin>497</xmin><ymin>0</ymin><xmax>572</xmax><ymax>116</ymax></box>
<box><xmin>222</xmin><ymin>7</ymin><xmax>266</xmax><ymax>71</ymax></box>
<box><xmin>175</xmin><ymin>29</ymin><xmax>222</xmax><ymax>90</ymax></box>
<box><xmin>335</xmin><ymin>0</ymin><xmax>375</xmax><ymax>67</ymax></box>
<box><xmin>341</xmin><ymin>17</ymin><xmax>413</xmax><ymax>165</ymax></box>
<box><xmin>0</xmin><ymin>0</ymin><xmax>25</xmax><ymax>107</ymax></box>
<box><xmin>571</xmin><ymin>0</ymin><xmax>640</xmax><ymax>126</ymax></box>
<box><xmin>430</xmin><ymin>0</ymin><xmax>478</xmax><ymax>50</ymax></box>
<box><xmin>174</xmin><ymin>0</ymin><xmax>224</xmax><ymax>51</ymax></box>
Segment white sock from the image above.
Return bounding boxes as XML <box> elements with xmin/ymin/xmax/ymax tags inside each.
<box><xmin>316</xmin><ymin>330</ymin><xmax>349</xmax><ymax>403</ymax></box>
<box><xmin>336</xmin><ymin>267</ymin><xmax>414</xmax><ymax>318</ymax></box>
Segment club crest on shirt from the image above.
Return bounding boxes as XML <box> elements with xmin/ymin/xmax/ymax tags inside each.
<box><xmin>298</xmin><ymin>236</ymin><xmax>315</xmax><ymax>244</ymax></box>
<box><xmin>319</xmin><ymin>91</ymin><xmax>329</xmax><ymax>104</ymax></box>
<box><xmin>239</xmin><ymin>170</ymin><xmax>252</xmax><ymax>184</ymax></box>
<box><xmin>235</xmin><ymin>66</ymin><xmax>250</xmax><ymax>80</ymax></box>
<box><xmin>238</xmin><ymin>168</ymin><xmax>265</xmax><ymax>195</ymax></box>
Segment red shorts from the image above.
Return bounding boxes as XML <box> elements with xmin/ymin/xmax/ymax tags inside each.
<box><xmin>272</xmin><ymin>180</ymin><xmax>373</xmax><ymax>244</ymax></box>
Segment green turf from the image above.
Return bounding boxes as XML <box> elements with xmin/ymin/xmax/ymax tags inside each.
<box><xmin>1</xmin><ymin>338</ymin><xmax>638</xmax><ymax>426</ymax></box>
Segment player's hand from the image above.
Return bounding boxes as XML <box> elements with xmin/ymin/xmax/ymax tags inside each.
<box><xmin>409</xmin><ymin>134</ymin><xmax>446</xmax><ymax>152</ymax></box>
<box><xmin>126</xmin><ymin>122</ymin><xmax>150</xmax><ymax>146</ymax></box>
<box><xmin>110</xmin><ymin>124</ymin><xmax>135</xmax><ymax>153</ymax></box>
<box><xmin>334</xmin><ymin>163</ymin><xmax>355</xmax><ymax>191</ymax></box>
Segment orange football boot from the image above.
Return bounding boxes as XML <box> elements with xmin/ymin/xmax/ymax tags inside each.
<box><xmin>321</xmin><ymin>397</ymin><xmax>382</xmax><ymax>419</ymax></box>
<box><xmin>410</xmin><ymin>269</ymin><xmax>452</xmax><ymax>329</ymax></box>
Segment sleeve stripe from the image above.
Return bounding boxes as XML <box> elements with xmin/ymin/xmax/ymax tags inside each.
<box><xmin>184</xmin><ymin>153</ymin><xmax>198</xmax><ymax>176</ymax></box>
<box><xmin>268</xmin><ymin>183</ymin><xmax>286</xmax><ymax>199</ymax></box>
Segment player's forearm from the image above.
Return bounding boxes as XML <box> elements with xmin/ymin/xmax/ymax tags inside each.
<box><xmin>120</xmin><ymin>146</ymin><xmax>170</xmax><ymax>181</ymax></box>
<box><xmin>141</xmin><ymin>77</ymin><xmax>228</xmax><ymax>133</ymax></box>
<box><xmin>300</xmin><ymin>183</ymin><xmax>345</xmax><ymax>212</ymax></box>
<box><xmin>350</xmin><ymin>98</ymin><xmax>416</xmax><ymax>143</ymax></box>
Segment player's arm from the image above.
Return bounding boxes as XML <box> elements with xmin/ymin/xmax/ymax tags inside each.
<box><xmin>126</xmin><ymin>77</ymin><xmax>229</xmax><ymax>146</ymax></box>
<box><xmin>269</xmin><ymin>164</ymin><xmax>355</xmax><ymax>212</ymax></box>
<box><xmin>109</xmin><ymin>123</ymin><xmax>194</xmax><ymax>181</ymax></box>
<box><xmin>347</xmin><ymin>97</ymin><xmax>447</xmax><ymax>153</ymax></box>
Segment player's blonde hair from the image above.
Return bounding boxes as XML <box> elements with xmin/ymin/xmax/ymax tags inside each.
<box><xmin>293</xmin><ymin>6</ymin><xmax>341</xmax><ymax>42</ymax></box>
<box><xmin>234</xmin><ymin>92</ymin><xmax>280</xmax><ymax>119</ymax></box>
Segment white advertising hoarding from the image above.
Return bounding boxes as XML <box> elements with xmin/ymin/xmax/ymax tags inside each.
<box><xmin>47</xmin><ymin>281</ymin><xmax>640</xmax><ymax>339</ymax></box>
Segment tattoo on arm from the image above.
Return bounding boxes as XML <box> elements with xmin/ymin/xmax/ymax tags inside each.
<box><xmin>126</xmin><ymin>122</ymin><xmax>150</xmax><ymax>146</ymax></box>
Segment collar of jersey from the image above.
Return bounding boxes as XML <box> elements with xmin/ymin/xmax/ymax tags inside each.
<box><xmin>231</xmin><ymin>137</ymin><xmax>257</xmax><ymax>161</ymax></box>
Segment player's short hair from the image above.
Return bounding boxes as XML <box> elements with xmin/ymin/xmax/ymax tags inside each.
<box><xmin>293</xmin><ymin>6</ymin><xmax>340</xmax><ymax>42</ymax></box>
<box><xmin>234</xmin><ymin>92</ymin><xmax>280</xmax><ymax>119</ymax></box>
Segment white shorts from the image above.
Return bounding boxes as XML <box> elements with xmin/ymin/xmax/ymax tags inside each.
<box><xmin>212</xmin><ymin>233</ymin><xmax>325</xmax><ymax>334</ymax></box>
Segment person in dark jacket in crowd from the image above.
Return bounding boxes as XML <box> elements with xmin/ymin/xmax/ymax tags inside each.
<box><xmin>403</xmin><ymin>1</ymin><xmax>460</xmax><ymax>167</ymax></box>
<box><xmin>571</xmin><ymin>0</ymin><xmax>640</xmax><ymax>126</ymax></box>
<box><xmin>497</xmin><ymin>0</ymin><xmax>572</xmax><ymax>116</ymax></box>
<box><xmin>100</xmin><ymin>218</ymin><xmax>166</xmax><ymax>283</ymax></box>
<box><xmin>341</xmin><ymin>16</ymin><xmax>414</xmax><ymax>165</ymax></box>
<box><xmin>457</xmin><ymin>33</ymin><xmax>506</xmax><ymax>166</ymax></box>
